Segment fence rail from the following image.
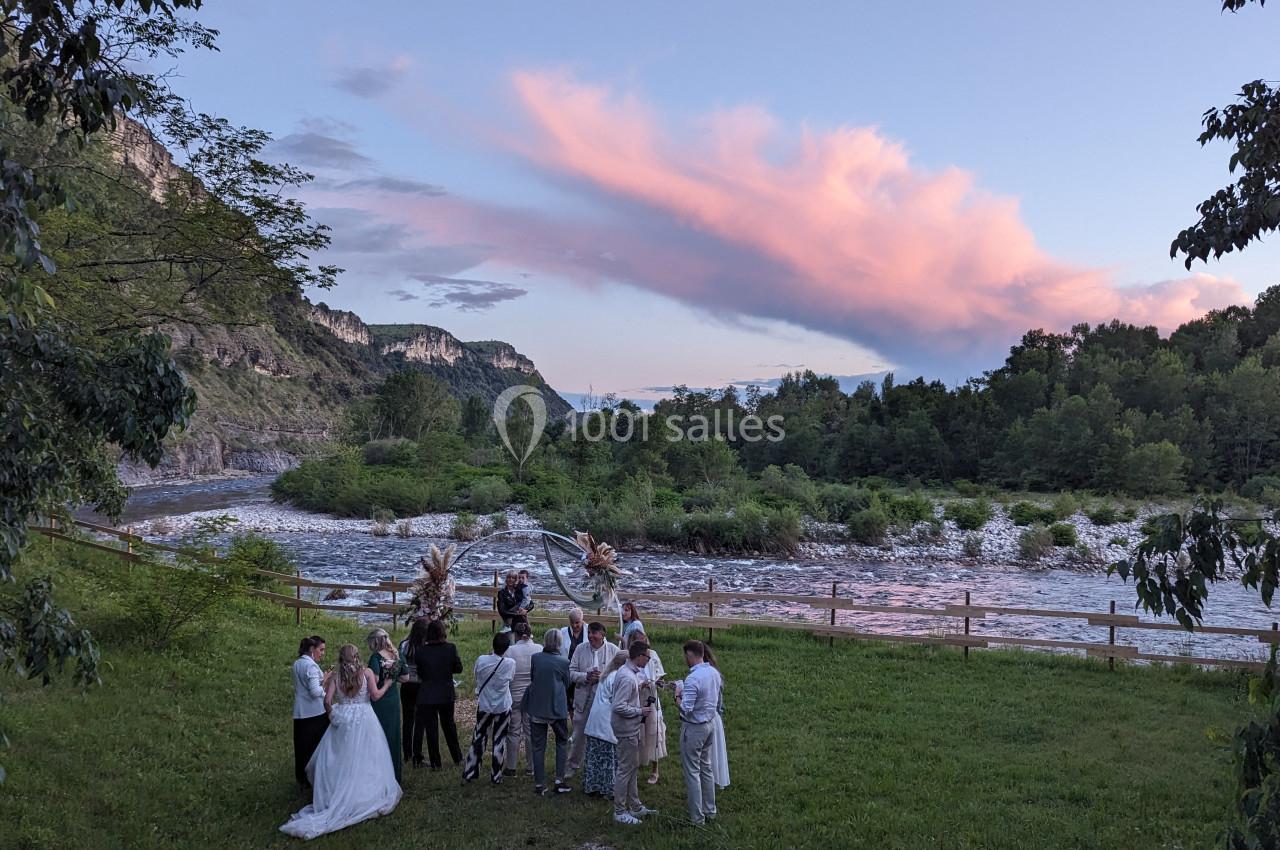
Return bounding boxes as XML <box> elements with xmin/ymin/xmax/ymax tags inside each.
<box><xmin>32</xmin><ymin>517</ymin><xmax>1277</xmax><ymax>673</ymax></box>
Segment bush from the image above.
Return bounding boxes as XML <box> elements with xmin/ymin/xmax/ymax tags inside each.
<box><xmin>488</xmin><ymin>512</ymin><xmax>510</xmax><ymax>532</ymax></box>
<box><xmin>396</xmin><ymin>520</ymin><xmax>413</xmax><ymax>538</ymax></box>
<box><xmin>847</xmin><ymin>498</ymin><xmax>891</xmax><ymax>545</ymax></box>
<box><xmin>225</xmin><ymin>532</ymin><xmax>294</xmax><ymax>589</ymax></box>
<box><xmin>1241</xmin><ymin>475</ymin><xmax>1280</xmax><ymax>501</ymax></box>
<box><xmin>962</xmin><ymin>533</ymin><xmax>984</xmax><ymax>558</ymax></box>
<box><xmin>1050</xmin><ymin>493</ymin><xmax>1079</xmax><ymax>521</ymax></box>
<box><xmin>1048</xmin><ymin>522</ymin><xmax>1078</xmax><ymax>546</ymax></box>
<box><xmin>363</xmin><ymin>437</ymin><xmax>418</xmax><ymax>466</ymax></box>
<box><xmin>1122</xmin><ymin>441</ymin><xmax>1185</xmax><ymax>496</ymax></box>
<box><xmin>953</xmin><ymin>479</ymin><xmax>983</xmax><ymax>497</ymax></box>
<box><xmin>468</xmin><ymin>476</ymin><xmax>513</xmax><ymax>513</ymax></box>
<box><xmin>1010</xmin><ymin>501</ymin><xmax>1055</xmax><ymax>526</ymax></box>
<box><xmin>370</xmin><ymin>507</ymin><xmax>394</xmax><ymax>536</ymax></box>
<box><xmin>914</xmin><ymin>518</ymin><xmax>945</xmax><ymax>544</ymax></box>
<box><xmin>1086</xmin><ymin>504</ymin><xmax>1121</xmax><ymax>526</ymax></box>
<box><xmin>1108</xmin><ymin>535</ymin><xmax>1129</xmax><ymax>548</ymax></box>
<box><xmin>945</xmin><ymin>499</ymin><xmax>992</xmax><ymax>531</ymax></box>
<box><xmin>451</xmin><ymin>511</ymin><xmax>480</xmax><ymax>541</ymax></box>
<box><xmin>124</xmin><ymin>516</ymin><xmax>255</xmax><ymax>649</ymax></box>
<box><xmin>1018</xmin><ymin>525</ymin><xmax>1055</xmax><ymax>561</ymax></box>
<box><xmin>818</xmin><ymin>484</ymin><xmax>872</xmax><ymax>522</ymax></box>
<box><xmin>886</xmin><ymin>493</ymin><xmax>935</xmax><ymax>527</ymax></box>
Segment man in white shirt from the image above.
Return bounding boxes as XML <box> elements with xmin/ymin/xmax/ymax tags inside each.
<box><xmin>464</xmin><ymin>631</ymin><xmax>517</xmax><ymax>784</ymax></box>
<box><xmin>678</xmin><ymin>640</ymin><xmax>724</xmax><ymax>825</ymax></box>
<box><xmin>291</xmin><ymin>635</ymin><xmax>328</xmax><ymax>788</ymax></box>
<box><xmin>566</xmin><ymin>621</ymin><xmax>619</xmax><ymax>774</ymax></box>
<box><xmin>503</xmin><ymin>622</ymin><xmax>541</xmax><ymax>776</ymax></box>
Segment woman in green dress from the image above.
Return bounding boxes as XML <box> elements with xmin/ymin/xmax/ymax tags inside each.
<box><xmin>366</xmin><ymin>628</ymin><xmax>407</xmax><ymax>784</ymax></box>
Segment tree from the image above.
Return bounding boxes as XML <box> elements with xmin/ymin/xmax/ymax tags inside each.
<box><xmin>375</xmin><ymin>371</ymin><xmax>460</xmax><ymax>441</ymax></box>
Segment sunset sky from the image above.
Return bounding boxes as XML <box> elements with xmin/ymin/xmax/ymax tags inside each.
<box><xmin>173</xmin><ymin>1</ymin><xmax>1279</xmax><ymax>402</ymax></box>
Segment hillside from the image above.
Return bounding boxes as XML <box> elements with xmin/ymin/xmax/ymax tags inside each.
<box><xmin>119</xmin><ymin>295</ymin><xmax>570</xmax><ymax>483</ymax></box>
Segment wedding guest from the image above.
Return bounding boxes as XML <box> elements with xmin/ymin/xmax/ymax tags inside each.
<box><xmin>366</xmin><ymin>628</ymin><xmax>405</xmax><ymax>784</ymax></box>
<box><xmin>619</xmin><ymin>601</ymin><xmax>644</xmax><ymax>648</ymax></box>
<box><xmin>503</xmin><ymin>621</ymin><xmax>540</xmax><ymax>776</ymax></box>
<box><xmin>397</xmin><ymin>618</ymin><xmax>430</xmax><ymax>765</ymax></box>
<box><xmin>700</xmin><ymin>642</ymin><xmax>730</xmax><ymax>790</ymax></box>
<box><xmin>630</xmin><ymin>629</ymin><xmax>668</xmax><ymax>785</ymax></box>
<box><xmin>292</xmin><ymin>635</ymin><xmax>328</xmax><ymax>788</ymax></box>
<box><xmin>581</xmin><ymin>653</ymin><xmax>627</xmax><ymax>797</ymax></box>
<box><xmin>677</xmin><ymin>639</ymin><xmax>724</xmax><ymax>826</ymax></box>
<box><xmin>496</xmin><ymin>570</ymin><xmax>528</xmax><ymax>631</ymax></box>
<box><xmin>517</xmin><ymin>569</ymin><xmax>536</xmax><ymax>614</ymax></box>
<box><xmin>463</xmin><ymin>631</ymin><xmax>517</xmax><ymax>785</ymax></box>
<box><xmin>557</xmin><ymin>607</ymin><xmax>587</xmax><ymax>714</ymax></box>
<box><xmin>566</xmin><ymin>621</ymin><xmax>620</xmax><ymax>774</ymax></box>
<box><xmin>413</xmin><ymin>619</ymin><xmax>463</xmax><ymax>770</ymax></box>
<box><xmin>526</xmin><ymin>628</ymin><xmax>573</xmax><ymax>795</ymax></box>
<box><xmin>280</xmin><ymin>644</ymin><xmax>401</xmax><ymax>839</ymax></box>
<box><xmin>612</xmin><ymin>641</ymin><xmax>658</xmax><ymax>825</ymax></box>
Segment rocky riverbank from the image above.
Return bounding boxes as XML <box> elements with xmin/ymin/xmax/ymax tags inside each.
<box><xmin>129</xmin><ymin>498</ymin><xmax>1186</xmax><ymax>573</ymax></box>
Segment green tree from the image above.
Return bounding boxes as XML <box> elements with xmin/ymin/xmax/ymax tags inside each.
<box><xmin>376</xmin><ymin>371</ymin><xmax>460</xmax><ymax>440</ymax></box>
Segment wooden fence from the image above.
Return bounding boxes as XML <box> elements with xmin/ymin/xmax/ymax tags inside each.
<box><xmin>31</xmin><ymin>518</ymin><xmax>1278</xmax><ymax>673</ymax></box>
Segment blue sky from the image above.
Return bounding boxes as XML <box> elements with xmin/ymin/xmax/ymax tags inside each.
<box><xmin>170</xmin><ymin>1</ymin><xmax>1279</xmax><ymax>400</ymax></box>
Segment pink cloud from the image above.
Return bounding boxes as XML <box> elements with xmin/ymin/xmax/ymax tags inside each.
<box><xmin>315</xmin><ymin>69</ymin><xmax>1248</xmax><ymax>375</ymax></box>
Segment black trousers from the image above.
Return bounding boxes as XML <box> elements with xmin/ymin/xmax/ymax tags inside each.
<box><xmin>399</xmin><ymin>682</ymin><xmax>420</xmax><ymax>762</ymax></box>
<box><xmin>293</xmin><ymin>713</ymin><xmax>329</xmax><ymax>786</ymax></box>
<box><xmin>414</xmin><ymin>701</ymin><xmax>462</xmax><ymax>768</ymax></box>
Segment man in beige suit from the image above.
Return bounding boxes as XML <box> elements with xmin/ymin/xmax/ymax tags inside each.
<box><xmin>612</xmin><ymin>641</ymin><xmax>658</xmax><ymax>825</ymax></box>
<box><xmin>566</xmin><ymin>621</ymin><xmax>620</xmax><ymax>773</ymax></box>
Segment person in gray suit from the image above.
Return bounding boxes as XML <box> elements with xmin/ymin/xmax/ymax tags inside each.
<box><xmin>292</xmin><ymin>635</ymin><xmax>328</xmax><ymax>788</ymax></box>
<box><xmin>525</xmin><ymin>628</ymin><xmax>573</xmax><ymax>795</ymax></box>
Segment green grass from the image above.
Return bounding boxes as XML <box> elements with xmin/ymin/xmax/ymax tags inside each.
<box><xmin>0</xmin><ymin>538</ymin><xmax>1254</xmax><ymax>849</ymax></box>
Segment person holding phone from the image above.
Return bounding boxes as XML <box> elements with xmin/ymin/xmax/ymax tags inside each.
<box><xmin>611</xmin><ymin>641</ymin><xmax>658</xmax><ymax>825</ymax></box>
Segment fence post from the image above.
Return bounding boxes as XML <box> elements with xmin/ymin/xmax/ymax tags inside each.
<box><xmin>390</xmin><ymin>577</ymin><xmax>397</xmax><ymax>631</ymax></box>
<box><xmin>492</xmin><ymin>570</ymin><xmax>498</xmax><ymax>634</ymax></box>
<box><xmin>707</xmin><ymin>577</ymin><xmax>715</xmax><ymax>645</ymax></box>
<box><xmin>963</xmin><ymin>591</ymin><xmax>970</xmax><ymax>660</ymax></box>
<box><xmin>829</xmin><ymin>582</ymin><xmax>837</xmax><ymax>648</ymax></box>
<box><xmin>1109</xmin><ymin>600</ymin><xmax>1116</xmax><ymax>671</ymax></box>
<box><xmin>295</xmin><ymin>569</ymin><xmax>301</xmax><ymax>626</ymax></box>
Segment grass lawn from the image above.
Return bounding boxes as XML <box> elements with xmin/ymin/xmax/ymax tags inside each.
<box><xmin>0</xmin><ymin>538</ymin><xmax>1255</xmax><ymax>849</ymax></box>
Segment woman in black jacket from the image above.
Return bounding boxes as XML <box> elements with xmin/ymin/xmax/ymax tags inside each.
<box><xmin>413</xmin><ymin>618</ymin><xmax>464</xmax><ymax>769</ymax></box>
<box><xmin>496</xmin><ymin>569</ymin><xmax>528</xmax><ymax>630</ymax></box>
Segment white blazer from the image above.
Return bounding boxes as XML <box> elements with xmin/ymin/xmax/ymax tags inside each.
<box><xmin>292</xmin><ymin>655</ymin><xmax>325</xmax><ymax>719</ymax></box>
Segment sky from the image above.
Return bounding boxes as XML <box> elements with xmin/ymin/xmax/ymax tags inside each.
<box><xmin>168</xmin><ymin>1</ymin><xmax>1279</xmax><ymax>402</ymax></box>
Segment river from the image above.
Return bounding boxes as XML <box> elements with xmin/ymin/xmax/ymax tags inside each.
<box><xmin>106</xmin><ymin>476</ymin><xmax>1280</xmax><ymax>664</ymax></box>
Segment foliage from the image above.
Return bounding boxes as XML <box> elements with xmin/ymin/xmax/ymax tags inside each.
<box><xmin>1018</xmin><ymin>525</ymin><xmax>1056</xmax><ymax>561</ymax></box>
<box><xmin>962</xmin><ymin>532</ymin><xmax>984</xmax><ymax>558</ymax></box>
<box><xmin>488</xmin><ymin>512</ymin><xmax>510</xmax><ymax>532</ymax></box>
<box><xmin>450</xmin><ymin>512</ymin><xmax>480</xmax><ymax>542</ymax></box>
<box><xmin>1123</xmin><ymin>441</ymin><xmax>1186</xmax><ymax>496</ymax></box>
<box><xmin>467</xmin><ymin>476</ymin><xmax>512</xmax><ymax>513</ymax></box>
<box><xmin>0</xmin><ymin>576</ymin><xmax>99</xmax><ymax>689</ymax></box>
<box><xmin>1051</xmin><ymin>492</ymin><xmax>1080</xmax><ymax>520</ymax></box>
<box><xmin>224</xmin><ymin>532</ymin><xmax>293</xmax><ymax>589</ymax></box>
<box><xmin>1049</xmin><ymin>522</ymin><xmax>1079</xmax><ymax>547</ymax></box>
<box><xmin>1087</xmin><ymin>504</ymin><xmax>1122</xmax><ymax>526</ymax></box>
<box><xmin>122</xmin><ymin>516</ymin><xmax>255</xmax><ymax>650</ymax></box>
<box><xmin>1010</xmin><ymin>501</ymin><xmax>1056</xmax><ymax>526</ymax></box>
<box><xmin>364</xmin><ymin>438</ymin><xmax>419</xmax><ymax>466</ymax></box>
<box><xmin>945</xmin><ymin>499</ymin><xmax>993</xmax><ymax>531</ymax></box>
<box><xmin>848</xmin><ymin>498</ymin><xmax>891</xmax><ymax>545</ymax></box>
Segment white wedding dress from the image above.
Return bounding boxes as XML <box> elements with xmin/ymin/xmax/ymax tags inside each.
<box><xmin>280</xmin><ymin>677</ymin><xmax>402</xmax><ymax>840</ymax></box>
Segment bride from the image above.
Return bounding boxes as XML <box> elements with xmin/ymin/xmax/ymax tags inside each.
<box><xmin>281</xmin><ymin>644</ymin><xmax>403</xmax><ymax>840</ymax></box>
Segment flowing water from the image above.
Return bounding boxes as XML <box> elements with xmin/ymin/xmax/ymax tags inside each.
<box><xmin>112</xmin><ymin>477</ymin><xmax>1279</xmax><ymax>664</ymax></box>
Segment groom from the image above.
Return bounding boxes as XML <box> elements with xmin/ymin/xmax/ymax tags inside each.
<box><xmin>292</xmin><ymin>635</ymin><xmax>328</xmax><ymax>788</ymax></box>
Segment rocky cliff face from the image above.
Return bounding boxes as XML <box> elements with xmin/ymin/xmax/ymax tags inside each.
<box><xmin>108</xmin><ymin>115</ymin><xmax>199</xmax><ymax>202</ymax></box>
<box><xmin>308</xmin><ymin>303</ymin><xmax>371</xmax><ymax>346</ymax></box>
<box><xmin>380</xmin><ymin>327</ymin><xmax>467</xmax><ymax>365</ymax></box>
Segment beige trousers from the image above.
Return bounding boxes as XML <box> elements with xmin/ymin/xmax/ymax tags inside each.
<box><xmin>613</xmin><ymin>733</ymin><xmax>643</xmax><ymax>815</ymax></box>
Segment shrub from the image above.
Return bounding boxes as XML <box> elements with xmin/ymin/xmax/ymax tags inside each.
<box><xmin>1086</xmin><ymin>504</ymin><xmax>1121</xmax><ymax>526</ymax></box>
<box><xmin>1010</xmin><ymin>501</ymin><xmax>1055</xmax><ymax>526</ymax></box>
<box><xmin>766</xmin><ymin>504</ymin><xmax>804</xmax><ymax>555</ymax></box>
<box><xmin>914</xmin><ymin>518</ymin><xmax>945</xmax><ymax>544</ymax></box>
<box><xmin>962</xmin><ymin>533</ymin><xmax>984</xmax><ymax>558</ymax></box>
<box><xmin>1018</xmin><ymin>525</ymin><xmax>1055</xmax><ymax>561</ymax></box>
<box><xmin>1068</xmin><ymin>543</ymin><xmax>1102</xmax><ymax>566</ymax></box>
<box><xmin>1241</xmin><ymin>475</ymin><xmax>1280</xmax><ymax>501</ymax></box>
<box><xmin>396</xmin><ymin>520</ymin><xmax>413</xmax><ymax>538</ymax></box>
<box><xmin>468</xmin><ymin>476</ymin><xmax>513</xmax><ymax>513</ymax></box>
<box><xmin>488</xmin><ymin>512</ymin><xmax>510</xmax><ymax>532</ymax></box>
<box><xmin>1050</xmin><ymin>493</ymin><xmax>1079</xmax><ymax>521</ymax></box>
<box><xmin>225</xmin><ymin>532</ymin><xmax>294</xmax><ymax>589</ymax></box>
<box><xmin>1122</xmin><ymin>441</ymin><xmax>1185</xmax><ymax>496</ymax></box>
<box><xmin>1048</xmin><ymin>522</ymin><xmax>1078</xmax><ymax>546</ymax></box>
<box><xmin>886</xmin><ymin>493</ymin><xmax>935</xmax><ymax>527</ymax></box>
<box><xmin>1108</xmin><ymin>535</ymin><xmax>1129</xmax><ymax>548</ymax></box>
<box><xmin>953</xmin><ymin>479</ymin><xmax>983</xmax><ymax>497</ymax></box>
<box><xmin>1120</xmin><ymin>506</ymin><xmax>1138</xmax><ymax>522</ymax></box>
<box><xmin>847</xmin><ymin>499</ymin><xmax>891</xmax><ymax>545</ymax></box>
<box><xmin>945</xmin><ymin>499</ymin><xmax>992</xmax><ymax>531</ymax></box>
<box><xmin>818</xmin><ymin>484</ymin><xmax>872</xmax><ymax>522</ymax></box>
<box><xmin>363</xmin><ymin>437</ymin><xmax>418</xmax><ymax>466</ymax></box>
<box><xmin>451</xmin><ymin>511</ymin><xmax>480</xmax><ymax>541</ymax></box>
<box><xmin>370</xmin><ymin>507</ymin><xmax>395</xmax><ymax>537</ymax></box>
<box><xmin>124</xmin><ymin>516</ymin><xmax>255</xmax><ymax>650</ymax></box>
<box><xmin>758</xmin><ymin>464</ymin><xmax>819</xmax><ymax>514</ymax></box>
